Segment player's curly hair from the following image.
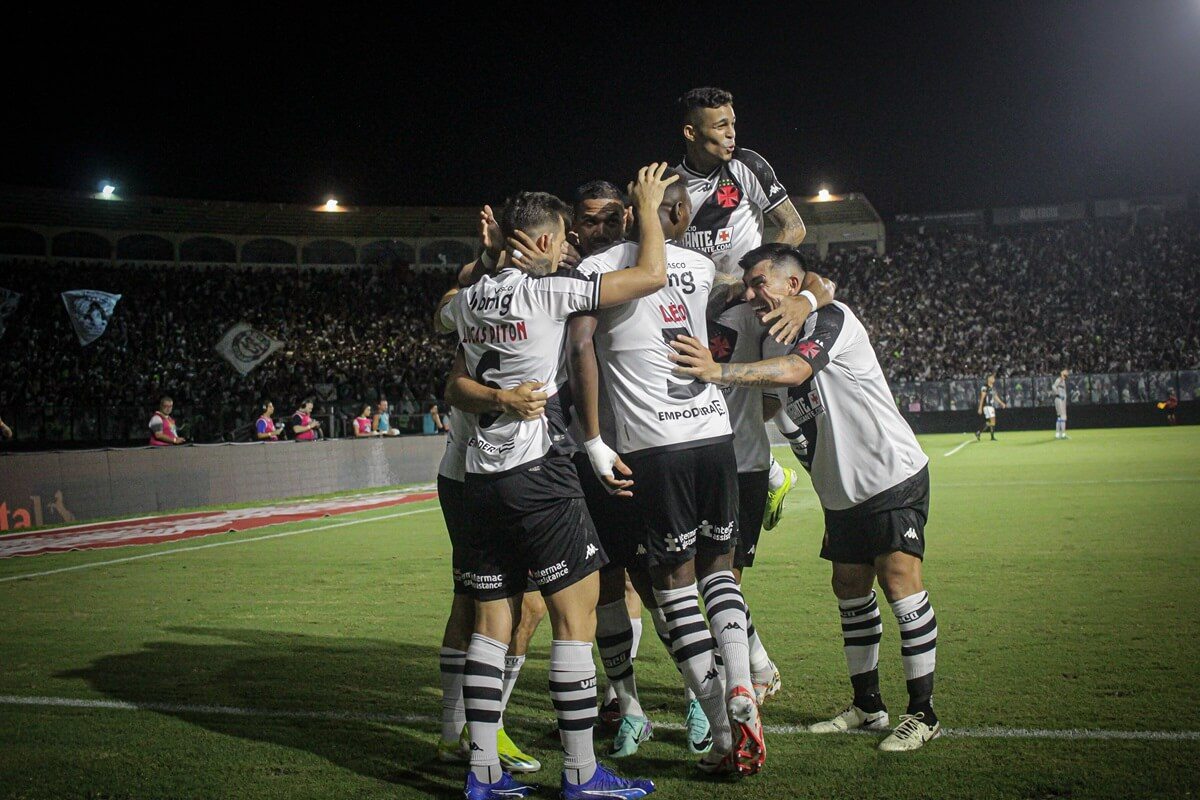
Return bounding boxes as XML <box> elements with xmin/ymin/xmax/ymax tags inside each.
<box><xmin>679</xmin><ymin>87</ymin><xmax>734</xmax><ymax>122</ymax></box>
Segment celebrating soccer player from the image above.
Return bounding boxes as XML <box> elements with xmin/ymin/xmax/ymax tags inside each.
<box><xmin>671</xmin><ymin>243</ymin><xmax>943</xmax><ymax>752</ymax></box>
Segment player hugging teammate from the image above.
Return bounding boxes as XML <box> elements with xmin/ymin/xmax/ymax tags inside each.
<box><xmin>431</xmin><ymin>88</ymin><xmax>944</xmax><ymax>800</ymax></box>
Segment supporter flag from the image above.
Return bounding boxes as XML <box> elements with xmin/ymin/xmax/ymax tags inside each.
<box><xmin>215</xmin><ymin>322</ymin><xmax>283</xmax><ymax>376</ymax></box>
<box><xmin>61</xmin><ymin>290</ymin><xmax>121</xmax><ymax>346</ymax></box>
<box><xmin>0</xmin><ymin>287</ymin><xmax>20</xmax><ymax>338</ymax></box>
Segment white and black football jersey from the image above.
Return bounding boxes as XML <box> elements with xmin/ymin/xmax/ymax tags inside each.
<box><xmin>437</xmin><ymin>404</ymin><xmax>473</xmax><ymax>482</ymax></box>
<box><xmin>676</xmin><ymin>148</ymin><xmax>789</xmax><ymax>276</ymax></box>
<box><xmin>439</xmin><ymin>267</ymin><xmax>600</xmax><ymax>475</ymax></box>
<box><xmin>763</xmin><ymin>301</ymin><xmax>928</xmax><ymax>511</ymax></box>
<box><xmin>709</xmin><ymin>302</ymin><xmax>772</xmax><ymax>473</ymax></box>
<box><xmin>576</xmin><ymin>241</ymin><xmax>732</xmax><ymax>455</ymax></box>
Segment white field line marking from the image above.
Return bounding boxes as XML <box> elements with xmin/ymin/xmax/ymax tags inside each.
<box><xmin>943</xmin><ymin>438</ymin><xmax>974</xmax><ymax>457</ymax></box>
<box><xmin>0</xmin><ymin>506</ymin><xmax>437</xmax><ymax>585</ymax></box>
<box><xmin>1</xmin><ymin>695</ymin><xmax>1197</xmax><ymax>742</ymax></box>
<box><xmin>938</xmin><ymin>476</ymin><xmax>1199</xmax><ymax>488</ymax></box>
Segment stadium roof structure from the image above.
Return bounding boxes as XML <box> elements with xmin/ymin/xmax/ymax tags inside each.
<box><xmin>0</xmin><ymin>185</ymin><xmax>480</xmax><ymax>239</ymax></box>
<box><xmin>791</xmin><ymin>192</ymin><xmax>882</xmax><ymax>226</ymax></box>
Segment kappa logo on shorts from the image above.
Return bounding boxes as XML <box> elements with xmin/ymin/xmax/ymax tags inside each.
<box><xmin>904</xmin><ymin>527</ymin><xmax>918</xmax><ymax>540</ymax></box>
<box><xmin>585</xmin><ymin>543</ymin><xmax>598</xmax><ymax>559</ymax></box>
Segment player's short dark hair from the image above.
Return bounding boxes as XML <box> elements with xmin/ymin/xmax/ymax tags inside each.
<box><xmin>573</xmin><ymin>180</ymin><xmax>625</xmax><ymax>208</ymax></box>
<box><xmin>500</xmin><ymin>192</ymin><xmax>572</xmax><ymax>240</ymax></box>
<box><xmin>300</xmin><ymin>397</ymin><xmax>314</xmax><ymax>408</ymax></box>
<box><xmin>739</xmin><ymin>243</ymin><xmax>805</xmax><ymax>275</ymax></box>
<box><xmin>680</xmin><ymin>87</ymin><xmax>734</xmax><ymax>123</ymax></box>
<box><xmin>659</xmin><ymin>167</ymin><xmax>689</xmax><ymax>205</ymax></box>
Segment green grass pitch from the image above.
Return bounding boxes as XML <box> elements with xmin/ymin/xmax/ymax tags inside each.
<box><xmin>0</xmin><ymin>427</ymin><xmax>1197</xmax><ymax>799</ymax></box>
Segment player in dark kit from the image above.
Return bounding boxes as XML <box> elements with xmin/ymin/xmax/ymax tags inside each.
<box><xmin>437</xmin><ymin>166</ymin><xmax>679</xmax><ymax>800</ymax></box>
<box><xmin>671</xmin><ymin>243</ymin><xmax>943</xmax><ymax>753</ymax></box>
<box><xmin>975</xmin><ymin>374</ymin><xmax>1007</xmax><ymax>441</ymax></box>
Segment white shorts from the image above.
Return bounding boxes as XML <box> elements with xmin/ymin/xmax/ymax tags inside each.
<box><xmin>983</xmin><ymin>405</ymin><xmax>996</xmax><ymax>421</ymax></box>
<box><xmin>1054</xmin><ymin>399</ymin><xmax>1067</xmax><ymax>420</ymax></box>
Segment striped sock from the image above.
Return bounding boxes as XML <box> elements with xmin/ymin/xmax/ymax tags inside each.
<box><xmin>745</xmin><ymin>606</ymin><xmax>773</xmax><ymax>675</ymax></box>
<box><xmin>699</xmin><ymin>571</ymin><xmax>753</xmax><ymax>697</ymax></box>
<box><xmin>463</xmin><ymin>634</ymin><xmax>506</xmax><ymax>783</ymax></box>
<box><xmin>596</xmin><ymin>599</ymin><xmax>644</xmax><ymax>718</ymax></box>
<box><xmin>839</xmin><ymin>592</ymin><xmax>884</xmax><ymax>712</ymax></box>
<box><xmin>890</xmin><ymin>590</ymin><xmax>938</xmax><ymax>717</ymax></box>
<box><xmin>550</xmin><ymin>640</ymin><xmax>598</xmax><ymax>785</ymax></box>
<box><xmin>654</xmin><ymin>584</ymin><xmax>732</xmax><ymax>752</ymax></box>
<box><xmin>499</xmin><ymin>654</ymin><xmax>525</xmax><ymax>727</ymax></box>
<box><xmin>649</xmin><ymin>605</ymin><xmax>697</xmax><ymax>704</ymax></box>
<box><xmin>438</xmin><ymin>647</ymin><xmax>467</xmax><ymax>742</ymax></box>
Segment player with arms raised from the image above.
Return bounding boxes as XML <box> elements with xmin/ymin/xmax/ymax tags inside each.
<box><xmin>437</xmin><ymin>165</ymin><xmax>679</xmax><ymax>800</ymax></box>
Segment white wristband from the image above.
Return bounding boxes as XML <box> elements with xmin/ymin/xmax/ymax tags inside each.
<box><xmin>799</xmin><ymin>289</ymin><xmax>818</xmax><ymax>313</ymax></box>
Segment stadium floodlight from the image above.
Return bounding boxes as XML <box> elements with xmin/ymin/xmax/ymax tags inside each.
<box><xmin>817</xmin><ymin>188</ymin><xmax>831</xmax><ymax>201</ymax></box>
<box><xmin>101</xmin><ymin>185</ymin><xmax>116</xmax><ymax>198</ymax></box>
<box><xmin>324</xmin><ymin>198</ymin><xmax>339</xmax><ymax>210</ymax></box>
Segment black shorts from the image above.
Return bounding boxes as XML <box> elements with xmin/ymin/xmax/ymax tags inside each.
<box><xmin>437</xmin><ymin>474</ymin><xmax>473</xmax><ymax>596</ymax></box>
<box><xmin>735</xmin><ymin>470</ymin><xmax>769</xmax><ymax>569</ymax></box>
<box><xmin>573</xmin><ymin>451</ymin><xmax>639</xmax><ymax>571</ymax></box>
<box><xmin>464</xmin><ymin>455</ymin><xmax>608</xmax><ymax>601</ymax></box>
<box><xmin>624</xmin><ymin>438</ymin><xmax>740</xmax><ymax>570</ymax></box>
<box><xmin>821</xmin><ymin>466</ymin><xmax>930</xmax><ymax>565</ymax></box>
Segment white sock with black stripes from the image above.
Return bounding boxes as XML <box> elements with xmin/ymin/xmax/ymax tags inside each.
<box><xmin>438</xmin><ymin>647</ymin><xmax>467</xmax><ymax>742</ymax></box>
<box><xmin>839</xmin><ymin>592</ymin><xmax>885</xmax><ymax>712</ymax></box>
<box><xmin>463</xmin><ymin>634</ymin><xmax>506</xmax><ymax>783</ymax></box>
<box><xmin>649</xmin><ymin>605</ymin><xmax>697</xmax><ymax>704</ymax></box>
<box><xmin>890</xmin><ymin>590</ymin><xmax>938</xmax><ymax>719</ymax></box>
<box><xmin>698</xmin><ymin>571</ymin><xmax>753</xmax><ymax>698</ymax></box>
<box><xmin>550</xmin><ymin>640</ymin><xmax>599</xmax><ymax>785</ymax></box>
<box><xmin>596</xmin><ymin>599</ymin><xmax>644</xmax><ymax>718</ymax></box>
<box><xmin>499</xmin><ymin>654</ymin><xmax>525</xmax><ymax>727</ymax></box>
<box><xmin>654</xmin><ymin>584</ymin><xmax>732</xmax><ymax>753</ymax></box>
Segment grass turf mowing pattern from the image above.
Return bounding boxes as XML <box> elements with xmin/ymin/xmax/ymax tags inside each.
<box><xmin>0</xmin><ymin>427</ymin><xmax>1196</xmax><ymax>799</ymax></box>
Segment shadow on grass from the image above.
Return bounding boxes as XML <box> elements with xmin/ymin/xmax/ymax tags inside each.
<box><xmin>58</xmin><ymin>626</ymin><xmax>484</xmax><ymax>798</ymax></box>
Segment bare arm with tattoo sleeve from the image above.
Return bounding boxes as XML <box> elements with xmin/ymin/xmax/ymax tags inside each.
<box><xmin>767</xmin><ymin>198</ymin><xmax>807</xmax><ymax>245</ymax></box>
<box><xmin>670</xmin><ymin>334</ymin><xmax>813</xmax><ymax>388</ymax></box>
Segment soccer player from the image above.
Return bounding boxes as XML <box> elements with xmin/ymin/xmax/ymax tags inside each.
<box><xmin>670</xmin><ymin>243</ymin><xmax>943</xmax><ymax>752</ymax></box>
<box><xmin>1053</xmin><ymin>369</ymin><xmax>1070</xmax><ymax>439</ymax></box>
<box><xmin>975</xmin><ymin>374</ymin><xmax>1007</xmax><ymax>441</ymax></box>
<box><xmin>561</xmin><ymin>180</ymin><xmax>659</xmax><ymax>758</ymax></box>
<box><xmin>674</xmin><ymin>86</ymin><xmax>817</xmax><ymax>531</ymax></box>
<box><xmin>572</xmin><ymin>168</ymin><xmax>766</xmax><ymax>776</ymax></box>
<box><xmin>438</xmin><ymin>166</ymin><xmax>678</xmax><ymax>800</ymax></box>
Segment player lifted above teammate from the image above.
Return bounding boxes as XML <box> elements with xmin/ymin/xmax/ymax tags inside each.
<box><xmin>571</xmin><ymin>168</ymin><xmax>769</xmax><ymax>776</ymax></box>
<box><xmin>671</xmin><ymin>243</ymin><xmax>943</xmax><ymax>752</ymax></box>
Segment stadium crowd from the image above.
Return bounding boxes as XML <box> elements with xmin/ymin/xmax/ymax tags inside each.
<box><xmin>0</xmin><ymin>212</ymin><xmax>1196</xmax><ymax>441</ymax></box>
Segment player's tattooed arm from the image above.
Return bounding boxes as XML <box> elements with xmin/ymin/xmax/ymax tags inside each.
<box><xmin>670</xmin><ymin>334</ymin><xmax>812</xmax><ymax>388</ymax></box>
<box><xmin>760</xmin><ymin>270</ymin><xmax>837</xmax><ymax>344</ymax></box>
<box><xmin>706</xmin><ymin>272</ymin><xmax>744</xmax><ymax>320</ymax></box>
<box><xmin>444</xmin><ymin>349</ymin><xmax>547</xmax><ymax>420</ymax></box>
<box><xmin>766</xmin><ymin>198</ymin><xmax>807</xmax><ymax>245</ymax></box>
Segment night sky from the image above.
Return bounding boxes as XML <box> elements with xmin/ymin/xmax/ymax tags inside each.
<box><xmin>6</xmin><ymin>2</ymin><xmax>1199</xmax><ymax>217</ymax></box>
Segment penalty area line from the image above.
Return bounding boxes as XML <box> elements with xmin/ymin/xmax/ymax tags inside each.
<box><xmin>0</xmin><ymin>505</ymin><xmax>437</xmax><ymax>585</ymax></box>
<box><xmin>1</xmin><ymin>695</ymin><xmax>1198</xmax><ymax>742</ymax></box>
